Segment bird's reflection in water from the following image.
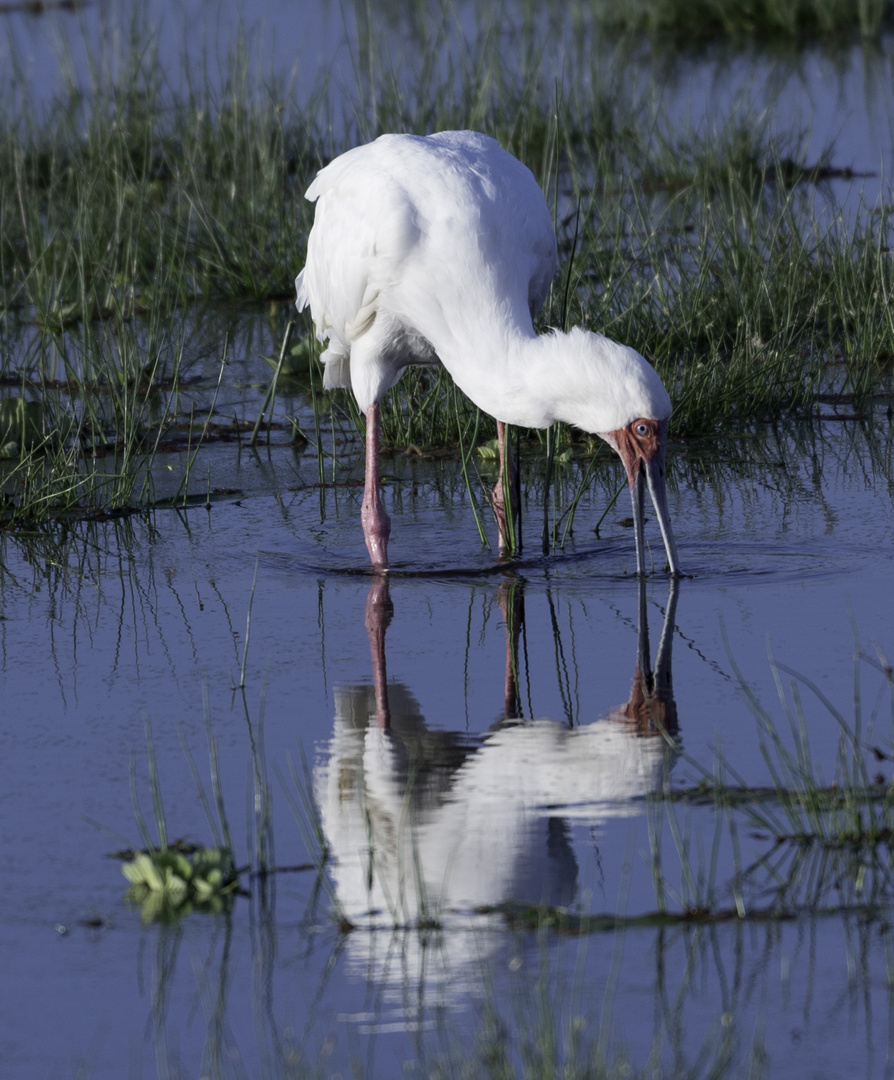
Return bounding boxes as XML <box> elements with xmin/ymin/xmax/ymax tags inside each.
<box><xmin>316</xmin><ymin>576</ymin><xmax>680</xmax><ymax>942</ymax></box>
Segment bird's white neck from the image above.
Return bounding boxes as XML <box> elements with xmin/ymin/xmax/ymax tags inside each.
<box><xmin>430</xmin><ymin>317</ymin><xmax>667</xmax><ymax>436</ymax></box>
<box><xmin>479</xmin><ymin>332</ymin><xmax>573</xmax><ymax>429</ymax></box>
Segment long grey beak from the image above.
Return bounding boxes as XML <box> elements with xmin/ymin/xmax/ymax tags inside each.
<box><xmin>632</xmin><ymin>454</ymin><xmax>680</xmax><ymax>577</ymax></box>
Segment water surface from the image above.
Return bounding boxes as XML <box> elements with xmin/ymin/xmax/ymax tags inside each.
<box><xmin>1</xmin><ymin>400</ymin><xmax>893</xmax><ymax>1077</ymax></box>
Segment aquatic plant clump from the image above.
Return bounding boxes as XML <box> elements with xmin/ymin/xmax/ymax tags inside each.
<box><xmin>587</xmin><ymin>0</ymin><xmax>893</xmax><ymax>39</ymax></box>
<box><xmin>121</xmin><ymin>845</ymin><xmax>239</xmax><ymax>922</ymax></box>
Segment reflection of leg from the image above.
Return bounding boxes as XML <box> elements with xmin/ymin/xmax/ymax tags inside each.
<box><xmin>365</xmin><ymin>577</ymin><xmax>393</xmax><ymax>728</ymax></box>
<box><xmin>361</xmin><ymin>402</ymin><xmax>391</xmax><ymax>569</ymax></box>
<box><xmin>493</xmin><ymin>420</ymin><xmax>520</xmax><ymax>556</ymax></box>
<box><xmin>497</xmin><ymin>577</ymin><xmax>524</xmax><ymax>719</ymax></box>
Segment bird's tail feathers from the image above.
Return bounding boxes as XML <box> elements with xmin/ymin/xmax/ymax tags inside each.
<box><xmin>321</xmin><ymin>345</ymin><xmax>351</xmax><ymax>390</ymax></box>
<box><xmin>294</xmin><ymin>271</ymin><xmax>310</xmax><ymax>312</ymax></box>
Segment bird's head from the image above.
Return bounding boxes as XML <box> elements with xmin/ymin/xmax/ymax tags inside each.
<box><xmin>559</xmin><ymin>329</ymin><xmax>680</xmax><ymax>576</ymax></box>
<box><xmin>599</xmin><ymin>416</ymin><xmax>667</xmax><ymax>491</ymax></box>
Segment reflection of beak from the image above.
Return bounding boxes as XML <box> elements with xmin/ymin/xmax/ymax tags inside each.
<box><xmin>608</xmin><ymin>419</ymin><xmax>680</xmax><ymax>576</ymax></box>
<box><xmin>615</xmin><ymin>575</ymin><xmax>679</xmax><ymax>736</ymax></box>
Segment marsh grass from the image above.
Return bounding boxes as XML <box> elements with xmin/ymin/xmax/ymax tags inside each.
<box><xmin>0</xmin><ymin>10</ymin><xmax>313</xmax><ymax>520</ymax></box>
<box><xmin>724</xmin><ymin>636</ymin><xmax>894</xmax><ymax>910</ymax></box>
<box><xmin>306</xmin><ymin>79</ymin><xmax>894</xmax><ymax>540</ymax></box>
<box><xmin>0</xmin><ymin>11</ymin><xmax>311</xmax><ymax>320</ymax></box>
<box><xmin>556</xmin><ymin>142</ymin><xmax>894</xmax><ymax>434</ymax></box>
<box><xmin>0</xmin><ymin>323</ymin><xmax>229</xmax><ymax>524</ymax></box>
<box><xmin>586</xmin><ymin>0</ymin><xmax>892</xmax><ymax>40</ymax></box>
<box><xmin>648</xmin><ymin>629</ymin><xmax>894</xmax><ymax>917</ymax></box>
<box><xmin>2</xmin><ymin>5</ymin><xmax>894</xmax><ymax>528</ymax></box>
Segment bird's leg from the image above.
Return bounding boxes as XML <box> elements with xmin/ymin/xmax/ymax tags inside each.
<box><xmin>493</xmin><ymin>420</ymin><xmax>520</xmax><ymax>556</ymax></box>
<box><xmin>361</xmin><ymin>401</ymin><xmax>391</xmax><ymax>569</ymax></box>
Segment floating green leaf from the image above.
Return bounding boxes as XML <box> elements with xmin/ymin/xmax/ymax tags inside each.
<box><xmin>120</xmin><ymin>845</ymin><xmax>238</xmax><ymax>922</ymax></box>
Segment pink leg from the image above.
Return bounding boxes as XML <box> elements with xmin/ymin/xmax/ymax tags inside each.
<box><xmin>493</xmin><ymin>420</ymin><xmax>519</xmax><ymax>556</ymax></box>
<box><xmin>361</xmin><ymin>401</ymin><xmax>391</xmax><ymax>569</ymax></box>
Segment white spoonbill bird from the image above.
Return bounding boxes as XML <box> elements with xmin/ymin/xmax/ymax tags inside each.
<box><xmin>295</xmin><ymin>130</ymin><xmax>679</xmax><ymax>575</ymax></box>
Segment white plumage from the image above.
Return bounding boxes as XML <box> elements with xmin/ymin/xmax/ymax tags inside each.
<box><xmin>296</xmin><ymin>130</ymin><xmax>679</xmax><ymax>574</ymax></box>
